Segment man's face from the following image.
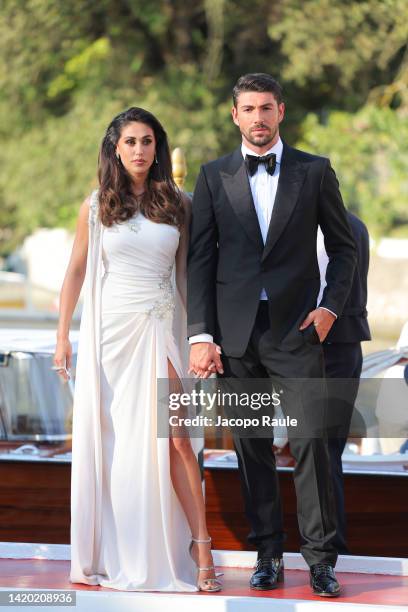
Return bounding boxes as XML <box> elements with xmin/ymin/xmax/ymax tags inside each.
<box><xmin>232</xmin><ymin>91</ymin><xmax>285</xmax><ymax>152</ymax></box>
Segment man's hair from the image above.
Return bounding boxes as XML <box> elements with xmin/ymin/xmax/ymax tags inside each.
<box><xmin>232</xmin><ymin>73</ymin><xmax>283</xmax><ymax>107</ymax></box>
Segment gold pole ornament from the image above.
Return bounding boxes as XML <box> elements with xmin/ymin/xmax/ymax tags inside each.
<box><xmin>171</xmin><ymin>147</ymin><xmax>187</xmax><ymax>189</ymax></box>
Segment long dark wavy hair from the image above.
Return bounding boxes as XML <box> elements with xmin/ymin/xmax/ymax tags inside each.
<box><xmin>98</xmin><ymin>107</ymin><xmax>184</xmax><ymax>228</ymax></box>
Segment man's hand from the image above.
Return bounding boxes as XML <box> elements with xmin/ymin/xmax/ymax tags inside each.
<box><xmin>299</xmin><ymin>307</ymin><xmax>336</xmax><ymax>342</ymax></box>
<box><xmin>189</xmin><ymin>342</ymin><xmax>224</xmax><ymax>379</ymax></box>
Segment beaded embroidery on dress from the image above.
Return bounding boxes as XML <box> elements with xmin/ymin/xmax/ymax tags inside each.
<box><xmin>70</xmin><ymin>190</ymin><xmax>197</xmax><ymax>591</ymax></box>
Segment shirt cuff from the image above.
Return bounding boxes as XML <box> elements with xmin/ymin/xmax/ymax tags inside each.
<box><xmin>318</xmin><ymin>306</ymin><xmax>337</xmax><ymax>319</ymax></box>
<box><xmin>188</xmin><ymin>333</ymin><xmax>214</xmax><ymax>344</ymax></box>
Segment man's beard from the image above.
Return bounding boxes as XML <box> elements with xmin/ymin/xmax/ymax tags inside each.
<box><xmin>245</xmin><ymin>126</ymin><xmax>277</xmax><ymax>148</ymax></box>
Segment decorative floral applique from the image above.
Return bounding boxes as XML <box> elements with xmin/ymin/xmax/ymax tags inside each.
<box><xmin>128</xmin><ymin>219</ymin><xmax>142</xmax><ymax>233</ymax></box>
<box><xmin>146</xmin><ymin>264</ymin><xmax>175</xmax><ymax>320</ymax></box>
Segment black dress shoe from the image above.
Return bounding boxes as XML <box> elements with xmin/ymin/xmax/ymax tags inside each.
<box><xmin>250</xmin><ymin>557</ymin><xmax>284</xmax><ymax>590</ymax></box>
<box><xmin>310</xmin><ymin>563</ymin><xmax>341</xmax><ymax>597</ymax></box>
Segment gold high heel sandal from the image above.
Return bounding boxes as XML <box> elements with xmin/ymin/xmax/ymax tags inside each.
<box><xmin>189</xmin><ymin>536</ymin><xmax>223</xmax><ymax>592</ymax></box>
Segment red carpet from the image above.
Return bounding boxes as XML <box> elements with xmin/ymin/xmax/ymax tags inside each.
<box><xmin>1</xmin><ymin>559</ymin><xmax>407</xmax><ymax>606</ymax></box>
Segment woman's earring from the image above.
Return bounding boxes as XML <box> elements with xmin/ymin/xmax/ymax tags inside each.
<box><xmin>154</xmin><ymin>153</ymin><xmax>158</xmax><ymax>164</ymax></box>
<box><xmin>116</xmin><ymin>152</ymin><xmax>121</xmax><ymax>162</ymax></box>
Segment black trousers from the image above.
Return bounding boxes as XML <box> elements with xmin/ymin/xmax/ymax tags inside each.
<box><xmin>220</xmin><ymin>301</ymin><xmax>338</xmax><ymax>567</ymax></box>
<box><xmin>323</xmin><ymin>341</ymin><xmax>363</xmax><ymax>555</ymax></box>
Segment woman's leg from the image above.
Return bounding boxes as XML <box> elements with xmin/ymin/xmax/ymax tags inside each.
<box><xmin>167</xmin><ymin>359</ymin><xmax>220</xmax><ymax>589</ymax></box>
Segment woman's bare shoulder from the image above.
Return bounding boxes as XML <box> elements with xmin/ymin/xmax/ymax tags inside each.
<box><xmin>82</xmin><ymin>194</ymin><xmax>91</xmax><ymax>207</ymax></box>
<box><xmin>77</xmin><ymin>195</ymin><xmax>90</xmax><ymax>217</ymax></box>
<box><xmin>78</xmin><ymin>190</ymin><xmax>98</xmax><ymax>226</ymax></box>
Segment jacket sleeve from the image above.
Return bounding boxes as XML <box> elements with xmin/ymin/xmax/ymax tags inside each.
<box><xmin>187</xmin><ymin>166</ymin><xmax>218</xmax><ymax>338</ymax></box>
<box><xmin>317</xmin><ymin>160</ymin><xmax>357</xmax><ymax>317</ymax></box>
<box><xmin>356</xmin><ymin>218</ymin><xmax>370</xmax><ymax>311</ymax></box>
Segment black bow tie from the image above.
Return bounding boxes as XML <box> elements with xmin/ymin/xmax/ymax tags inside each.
<box><xmin>245</xmin><ymin>153</ymin><xmax>276</xmax><ymax>176</ymax></box>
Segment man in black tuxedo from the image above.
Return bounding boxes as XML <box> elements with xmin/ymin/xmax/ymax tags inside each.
<box><xmin>318</xmin><ymin>212</ymin><xmax>371</xmax><ymax>554</ymax></box>
<box><xmin>187</xmin><ymin>73</ymin><xmax>356</xmax><ymax>597</ymax></box>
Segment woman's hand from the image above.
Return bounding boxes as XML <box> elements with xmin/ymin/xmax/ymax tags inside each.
<box><xmin>188</xmin><ymin>343</ymin><xmax>223</xmax><ymax>379</ymax></box>
<box><xmin>53</xmin><ymin>337</ymin><xmax>72</xmax><ymax>382</ymax></box>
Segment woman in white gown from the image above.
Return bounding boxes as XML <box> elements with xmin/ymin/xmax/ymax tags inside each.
<box><xmin>53</xmin><ymin>107</ymin><xmax>222</xmax><ymax>592</ymax></box>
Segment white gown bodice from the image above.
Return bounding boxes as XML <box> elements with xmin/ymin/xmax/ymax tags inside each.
<box><xmin>101</xmin><ymin>212</ymin><xmax>180</xmax><ymax>319</ymax></box>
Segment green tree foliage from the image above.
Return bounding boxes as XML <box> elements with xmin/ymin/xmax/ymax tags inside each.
<box><xmin>269</xmin><ymin>0</ymin><xmax>408</xmax><ymax>110</ymax></box>
<box><xmin>298</xmin><ymin>106</ymin><xmax>408</xmax><ymax>237</ymax></box>
<box><xmin>0</xmin><ymin>0</ymin><xmax>407</xmax><ymax>254</ymax></box>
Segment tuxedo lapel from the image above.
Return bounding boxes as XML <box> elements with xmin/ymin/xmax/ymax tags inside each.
<box><xmin>261</xmin><ymin>143</ymin><xmax>307</xmax><ymax>262</ymax></box>
<box><xmin>220</xmin><ymin>148</ymin><xmax>264</xmax><ymax>252</ymax></box>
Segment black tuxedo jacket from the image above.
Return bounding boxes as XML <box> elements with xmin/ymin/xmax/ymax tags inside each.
<box><xmin>324</xmin><ymin>212</ymin><xmax>371</xmax><ymax>344</ymax></box>
<box><xmin>187</xmin><ymin>142</ymin><xmax>357</xmax><ymax>357</ymax></box>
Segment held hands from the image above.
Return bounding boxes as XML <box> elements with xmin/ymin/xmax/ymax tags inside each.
<box><xmin>52</xmin><ymin>338</ymin><xmax>72</xmax><ymax>382</ymax></box>
<box><xmin>188</xmin><ymin>342</ymin><xmax>224</xmax><ymax>379</ymax></box>
<box><xmin>299</xmin><ymin>307</ymin><xmax>336</xmax><ymax>343</ymax></box>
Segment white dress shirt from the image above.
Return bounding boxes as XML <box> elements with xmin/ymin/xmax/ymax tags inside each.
<box><xmin>316</xmin><ymin>227</ymin><xmax>337</xmax><ymax>318</ymax></box>
<box><xmin>242</xmin><ymin>139</ymin><xmax>283</xmax><ymax>301</ymax></box>
<box><xmin>316</xmin><ymin>227</ymin><xmax>329</xmax><ymax>306</ymax></box>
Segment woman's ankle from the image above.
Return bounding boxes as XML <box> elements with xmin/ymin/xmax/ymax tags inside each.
<box><xmin>192</xmin><ymin>532</ymin><xmax>211</xmax><ymax>541</ymax></box>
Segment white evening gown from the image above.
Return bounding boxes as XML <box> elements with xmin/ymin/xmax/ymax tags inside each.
<box><xmin>69</xmin><ymin>190</ymin><xmax>198</xmax><ymax>591</ymax></box>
